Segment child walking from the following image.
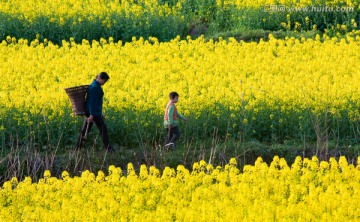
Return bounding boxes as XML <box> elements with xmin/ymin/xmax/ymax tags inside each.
<box><xmin>163</xmin><ymin>91</ymin><xmax>188</xmax><ymax>149</ymax></box>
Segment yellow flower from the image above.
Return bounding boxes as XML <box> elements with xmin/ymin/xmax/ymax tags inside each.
<box><xmin>43</xmin><ymin>170</ymin><xmax>51</xmax><ymax>178</ymax></box>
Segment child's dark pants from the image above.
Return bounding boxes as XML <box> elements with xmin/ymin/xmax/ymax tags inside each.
<box><xmin>165</xmin><ymin>126</ymin><xmax>181</xmax><ymax>147</ymax></box>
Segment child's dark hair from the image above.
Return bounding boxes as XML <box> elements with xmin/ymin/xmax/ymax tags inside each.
<box><xmin>98</xmin><ymin>72</ymin><xmax>110</xmax><ymax>80</ymax></box>
<box><xmin>169</xmin><ymin>91</ymin><xmax>179</xmax><ymax>99</ymax></box>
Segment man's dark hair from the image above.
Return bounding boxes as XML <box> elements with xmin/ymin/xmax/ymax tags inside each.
<box><xmin>169</xmin><ymin>91</ymin><xmax>179</xmax><ymax>99</ymax></box>
<box><xmin>98</xmin><ymin>72</ymin><xmax>110</xmax><ymax>80</ymax></box>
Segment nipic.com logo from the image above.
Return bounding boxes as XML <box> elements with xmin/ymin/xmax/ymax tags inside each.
<box><xmin>263</xmin><ymin>5</ymin><xmax>354</xmax><ymax>13</ymax></box>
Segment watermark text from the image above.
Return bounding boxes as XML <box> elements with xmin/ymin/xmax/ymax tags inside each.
<box><xmin>263</xmin><ymin>5</ymin><xmax>354</xmax><ymax>13</ymax></box>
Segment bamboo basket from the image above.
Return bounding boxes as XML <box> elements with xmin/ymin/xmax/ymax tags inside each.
<box><xmin>65</xmin><ymin>85</ymin><xmax>89</xmax><ymax>116</ymax></box>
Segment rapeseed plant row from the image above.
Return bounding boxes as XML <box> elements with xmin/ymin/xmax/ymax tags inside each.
<box><xmin>0</xmin><ymin>0</ymin><xmax>358</xmax><ymax>44</ymax></box>
<box><xmin>2</xmin><ymin>33</ymin><xmax>360</xmax><ymax>147</ymax></box>
<box><xmin>1</xmin><ymin>156</ymin><xmax>359</xmax><ymax>221</ymax></box>
<box><xmin>1</xmin><ymin>0</ymin><xmax>355</xmax><ymax>17</ymax></box>
<box><xmin>0</xmin><ymin>0</ymin><xmax>186</xmax><ymax>43</ymax></box>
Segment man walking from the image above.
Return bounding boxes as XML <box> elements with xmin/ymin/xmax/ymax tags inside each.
<box><xmin>76</xmin><ymin>72</ymin><xmax>114</xmax><ymax>152</ymax></box>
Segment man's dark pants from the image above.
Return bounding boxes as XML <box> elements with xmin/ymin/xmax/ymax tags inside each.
<box><xmin>76</xmin><ymin>115</ymin><xmax>110</xmax><ymax>150</ymax></box>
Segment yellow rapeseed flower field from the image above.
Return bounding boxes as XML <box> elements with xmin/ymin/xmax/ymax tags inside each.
<box><xmin>1</xmin><ymin>156</ymin><xmax>359</xmax><ymax>221</ymax></box>
<box><xmin>1</xmin><ymin>34</ymin><xmax>360</xmax><ymax>114</ymax></box>
<box><xmin>1</xmin><ymin>1</ymin><xmax>360</xmax><ymax>220</ymax></box>
<box><xmin>2</xmin><ymin>33</ymin><xmax>360</xmax><ymax>146</ymax></box>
